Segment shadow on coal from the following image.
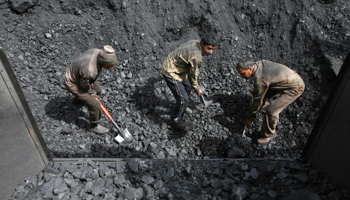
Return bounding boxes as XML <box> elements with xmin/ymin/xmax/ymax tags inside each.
<box><xmin>129</xmin><ymin>76</ymin><xmax>202</xmax><ymax>139</ymax></box>
<box><xmin>44</xmin><ymin>96</ymin><xmax>90</xmax><ymax>132</ymax></box>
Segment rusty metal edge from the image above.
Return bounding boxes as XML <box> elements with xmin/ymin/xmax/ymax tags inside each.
<box><xmin>0</xmin><ymin>47</ymin><xmax>53</xmax><ymax>164</ymax></box>
<box><xmin>53</xmin><ymin>157</ymin><xmax>295</xmax><ymax>163</ymax></box>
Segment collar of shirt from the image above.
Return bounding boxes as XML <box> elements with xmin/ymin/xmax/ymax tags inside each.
<box><xmin>251</xmin><ymin>62</ymin><xmax>259</xmax><ymax>77</ymax></box>
<box><xmin>198</xmin><ymin>42</ymin><xmax>205</xmax><ymax>56</ymax></box>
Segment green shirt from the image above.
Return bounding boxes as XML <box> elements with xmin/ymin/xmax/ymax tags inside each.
<box><xmin>161</xmin><ymin>40</ymin><xmax>204</xmax><ymax>93</ymax></box>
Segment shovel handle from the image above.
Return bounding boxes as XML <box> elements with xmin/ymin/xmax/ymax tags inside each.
<box><xmin>95</xmin><ymin>96</ymin><xmax>113</xmax><ymax>121</ymax></box>
<box><xmin>95</xmin><ymin>96</ymin><xmax>123</xmax><ymax>133</ymax></box>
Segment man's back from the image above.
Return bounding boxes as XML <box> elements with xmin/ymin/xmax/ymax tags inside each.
<box><xmin>254</xmin><ymin>60</ymin><xmax>304</xmax><ymax>91</ymax></box>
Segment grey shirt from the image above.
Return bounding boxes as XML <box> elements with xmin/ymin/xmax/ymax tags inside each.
<box><xmin>64</xmin><ymin>48</ymin><xmax>102</xmax><ymax>94</ymax></box>
<box><xmin>249</xmin><ymin>60</ymin><xmax>304</xmax><ymax>117</ymax></box>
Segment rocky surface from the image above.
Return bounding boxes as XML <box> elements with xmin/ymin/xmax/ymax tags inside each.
<box><xmin>8</xmin><ymin>159</ymin><xmax>350</xmax><ymax>200</ymax></box>
<box><xmin>1</xmin><ymin>0</ymin><xmax>350</xmax><ymax>199</ymax></box>
<box><xmin>1</xmin><ymin>0</ymin><xmax>348</xmax><ymax>160</ymax></box>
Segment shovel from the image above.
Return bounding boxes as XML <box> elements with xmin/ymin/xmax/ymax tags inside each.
<box><xmin>199</xmin><ymin>93</ymin><xmax>214</xmax><ymax>108</ymax></box>
<box><xmin>95</xmin><ymin>96</ymin><xmax>132</xmax><ymax>143</ymax></box>
<box><xmin>242</xmin><ymin>124</ymin><xmax>247</xmax><ymax>137</ymax></box>
<box><xmin>199</xmin><ymin>85</ymin><xmax>214</xmax><ymax>108</ymax></box>
<box><xmin>242</xmin><ymin>119</ymin><xmax>253</xmax><ymax>137</ymax></box>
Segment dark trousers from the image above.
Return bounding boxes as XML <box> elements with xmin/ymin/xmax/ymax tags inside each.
<box><xmin>163</xmin><ymin>74</ymin><xmax>191</xmax><ymax>122</ymax></box>
<box><xmin>66</xmin><ymin>81</ymin><xmax>102</xmax><ymax>127</ymax></box>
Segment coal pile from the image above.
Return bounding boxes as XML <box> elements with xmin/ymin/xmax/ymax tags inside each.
<box><xmin>1</xmin><ymin>0</ymin><xmax>350</xmax><ymax>199</ymax></box>
<box><xmin>9</xmin><ymin>159</ymin><xmax>349</xmax><ymax>200</ymax></box>
<box><xmin>1</xmin><ymin>0</ymin><xmax>348</xmax><ymax>159</ymax></box>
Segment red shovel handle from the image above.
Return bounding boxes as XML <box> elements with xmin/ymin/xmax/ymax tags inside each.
<box><xmin>95</xmin><ymin>96</ymin><xmax>113</xmax><ymax>121</ymax></box>
<box><xmin>95</xmin><ymin>96</ymin><xmax>124</xmax><ymax>134</ymax></box>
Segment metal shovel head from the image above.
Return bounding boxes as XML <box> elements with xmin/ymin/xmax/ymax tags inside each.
<box><xmin>114</xmin><ymin>128</ymin><xmax>132</xmax><ymax>143</ymax></box>
<box><xmin>200</xmin><ymin>94</ymin><xmax>214</xmax><ymax>108</ymax></box>
<box><xmin>114</xmin><ymin>134</ymin><xmax>125</xmax><ymax>143</ymax></box>
<box><xmin>242</xmin><ymin>124</ymin><xmax>247</xmax><ymax>137</ymax></box>
<box><xmin>121</xmin><ymin>128</ymin><xmax>132</xmax><ymax>140</ymax></box>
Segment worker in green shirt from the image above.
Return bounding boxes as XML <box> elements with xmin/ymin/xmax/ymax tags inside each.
<box><xmin>161</xmin><ymin>34</ymin><xmax>218</xmax><ymax>129</ymax></box>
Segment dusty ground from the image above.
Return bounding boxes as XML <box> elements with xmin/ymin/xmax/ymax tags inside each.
<box><xmin>1</xmin><ymin>0</ymin><xmax>350</xmax><ymax>199</ymax></box>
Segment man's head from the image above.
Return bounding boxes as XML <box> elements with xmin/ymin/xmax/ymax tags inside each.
<box><xmin>236</xmin><ymin>58</ymin><xmax>255</xmax><ymax>79</ymax></box>
<box><xmin>200</xmin><ymin>33</ymin><xmax>218</xmax><ymax>56</ymax></box>
<box><xmin>97</xmin><ymin>45</ymin><xmax>118</xmax><ymax>69</ymax></box>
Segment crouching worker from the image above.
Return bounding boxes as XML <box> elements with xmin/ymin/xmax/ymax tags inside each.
<box><xmin>161</xmin><ymin>33</ymin><xmax>218</xmax><ymax>129</ymax></box>
<box><xmin>236</xmin><ymin>58</ymin><xmax>305</xmax><ymax>144</ymax></box>
<box><xmin>64</xmin><ymin>45</ymin><xmax>117</xmax><ymax>134</ymax></box>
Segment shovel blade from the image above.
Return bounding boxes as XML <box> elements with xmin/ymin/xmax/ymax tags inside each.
<box><xmin>205</xmin><ymin>99</ymin><xmax>214</xmax><ymax>107</ymax></box>
<box><xmin>121</xmin><ymin>128</ymin><xmax>132</xmax><ymax>139</ymax></box>
<box><xmin>200</xmin><ymin>95</ymin><xmax>214</xmax><ymax>108</ymax></box>
<box><xmin>114</xmin><ymin>128</ymin><xmax>133</xmax><ymax>144</ymax></box>
<box><xmin>242</xmin><ymin>125</ymin><xmax>247</xmax><ymax>137</ymax></box>
<box><xmin>114</xmin><ymin>134</ymin><xmax>125</xmax><ymax>143</ymax></box>
<box><xmin>113</xmin><ymin>126</ymin><xmax>132</xmax><ymax>144</ymax></box>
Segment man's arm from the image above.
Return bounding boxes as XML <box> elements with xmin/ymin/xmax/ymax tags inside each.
<box><xmin>188</xmin><ymin>58</ymin><xmax>202</xmax><ymax>95</ymax></box>
<box><xmin>249</xmin><ymin>81</ymin><xmax>268</xmax><ymax>117</ymax></box>
<box><xmin>245</xmin><ymin>83</ymin><xmax>267</xmax><ymax>126</ymax></box>
<box><xmin>78</xmin><ymin>76</ymin><xmax>92</xmax><ymax>93</ymax></box>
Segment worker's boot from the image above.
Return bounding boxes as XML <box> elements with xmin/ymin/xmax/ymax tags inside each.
<box><xmin>172</xmin><ymin>118</ymin><xmax>187</xmax><ymax>130</ymax></box>
<box><xmin>90</xmin><ymin>124</ymin><xmax>109</xmax><ymax>134</ymax></box>
<box><xmin>257</xmin><ymin>134</ymin><xmax>277</xmax><ymax>144</ymax></box>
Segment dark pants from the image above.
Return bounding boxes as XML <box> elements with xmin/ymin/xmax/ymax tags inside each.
<box><xmin>163</xmin><ymin>74</ymin><xmax>191</xmax><ymax>122</ymax></box>
<box><xmin>65</xmin><ymin>81</ymin><xmax>102</xmax><ymax>127</ymax></box>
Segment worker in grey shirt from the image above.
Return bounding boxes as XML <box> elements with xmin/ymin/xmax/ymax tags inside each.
<box><xmin>236</xmin><ymin>58</ymin><xmax>305</xmax><ymax>144</ymax></box>
<box><xmin>64</xmin><ymin>45</ymin><xmax>117</xmax><ymax>134</ymax></box>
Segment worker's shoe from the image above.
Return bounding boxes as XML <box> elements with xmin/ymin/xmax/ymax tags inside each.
<box><xmin>257</xmin><ymin>137</ymin><xmax>272</xmax><ymax>144</ymax></box>
<box><xmin>90</xmin><ymin>124</ymin><xmax>110</xmax><ymax>134</ymax></box>
<box><xmin>175</xmin><ymin>121</ymin><xmax>187</xmax><ymax>129</ymax></box>
<box><xmin>257</xmin><ymin>135</ymin><xmax>277</xmax><ymax>144</ymax></box>
<box><xmin>173</xmin><ymin>120</ymin><xmax>187</xmax><ymax>130</ymax></box>
<box><xmin>185</xmin><ymin>107</ymin><xmax>193</xmax><ymax>114</ymax></box>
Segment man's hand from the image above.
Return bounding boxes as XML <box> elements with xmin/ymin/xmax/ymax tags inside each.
<box><xmin>88</xmin><ymin>88</ymin><xmax>96</xmax><ymax>97</ymax></box>
<box><xmin>88</xmin><ymin>84</ymin><xmax>96</xmax><ymax>96</ymax></box>
<box><xmin>197</xmin><ymin>90</ymin><xmax>203</xmax><ymax>96</ymax></box>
